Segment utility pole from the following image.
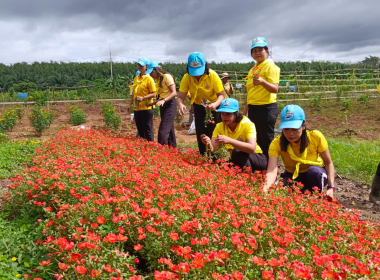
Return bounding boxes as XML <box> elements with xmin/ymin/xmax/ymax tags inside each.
<box><xmin>110</xmin><ymin>45</ymin><xmax>113</xmax><ymax>78</ymax></box>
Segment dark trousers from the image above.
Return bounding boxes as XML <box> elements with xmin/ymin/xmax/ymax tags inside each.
<box><xmin>134</xmin><ymin>109</ymin><xmax>154</xmax><ymax>141</ymax></box>
<box><xmin>281</xmin><ymin>166</ymin><xmax>328</xmax><ymax>193</ymax></box>
<box><xmin>194</xmin><ymin>103</ymin><xmax>220</xmax><ymax>155</ymax></box>
<box><xmin>248</xmin><ymin>103</ymin><xmax>279</xmax><ymax>158</ymax></box>
<box><xmin>231</xmin><ymin>149</ymin><xmax>268</xmax><ymax>171</ymax></box>
<box><xmin>377</xmin><ymin>162</ymin><xmax>380</xmax><ymax>177</ymax></box>
<box><xmin>158</xmin><ymin>99</ymin><xmax>177</xmax><ymax>147</ymax></box>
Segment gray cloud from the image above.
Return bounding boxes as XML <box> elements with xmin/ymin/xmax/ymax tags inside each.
<box><xmin>0</xmin><ymin>0</ymin><xmax>379</xmax><ymax>63</ymax></box>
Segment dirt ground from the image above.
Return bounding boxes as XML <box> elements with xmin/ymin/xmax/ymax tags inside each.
<box><xmin>2</xmin><ymin>100</ymin><xmax>380</xmax><ymax>223</ymax></box>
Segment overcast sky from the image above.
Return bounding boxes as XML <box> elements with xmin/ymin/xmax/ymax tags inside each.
<box><xmin>0</xmin><ymin>0</ymin><xmax>379</xmax><ymax>65</ymax></box>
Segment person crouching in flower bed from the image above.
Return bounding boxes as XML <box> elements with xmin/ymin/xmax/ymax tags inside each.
<box><xmin>264</xmin><ymin>104</ymin><xmax>335</xmax><ymax>199</ymax></box>
<box><xmin>201</xmin><ymin>98</ymin><xmax>267</xmax><ymax>172</ymax></box>
<box><xmin>146</xmin><ymin>60</ymin><xmax>177</xmax><ymax>148</ymax></box>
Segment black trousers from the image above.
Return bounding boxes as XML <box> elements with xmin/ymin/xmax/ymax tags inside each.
<box><xmin>231</xmin><ymin>149</ymin><xmax>268</xmax><ymax>171</ymax></box>
<box><xmin>194</xmin><ymin>103</ymin><xmax>220</xmax><ymax>155</ymax></box>
<box><xmin>134</xmin><ymin>109</ymin><xmax>154</xmax><ymax>141</ymax></box>
<box><xmin>248</xmin><ymin>103</ymin><xmax>278</xmax><ymax>158</ymax></box>
<box><xmin>158</xmin><ymin>99</ymin><xmax>177</xmax><ymax>147</ymax></box>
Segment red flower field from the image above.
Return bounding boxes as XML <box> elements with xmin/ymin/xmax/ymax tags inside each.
<box><xmin>7</xmin><ymin>129</ymin><xmax>380</xmax><ymax>279</ymax></box>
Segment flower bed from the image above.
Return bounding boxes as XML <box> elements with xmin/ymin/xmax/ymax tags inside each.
<box><xmin>7</xmin><ymin>129</ymin><xmax>380</xmax><ymax>279</ymax></box>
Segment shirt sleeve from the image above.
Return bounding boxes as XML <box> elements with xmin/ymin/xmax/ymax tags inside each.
<box><xmin>245</xmin><ymin>122</ymin><xmax>257</xmax><ymax>139</ymax></box>
<box><xmin>268</xmin><ymin>136</ymin><xmax>281</xmax><ymax>158</ymax></box>
<box><xmin>265</xmin><ymin>63</ymin><xmax>280</xmax><ymax>84</ymax></box>
<box><xmin>164</xmin><ymin>74</ymin><xmax>175</xmax><ymax>87</ymax></box>
<box><xmin>179</xmin><ymin>74</ymin><xmax>190</xmax><ymax>93</ymax></box>
<box><xmin>314</xmin><ymin>130</ymin><xmax>328</xmax><ymax>153</ymax></box>
<box><xmin>147</xmin><ymin>77</ymin><xmax>156</xmax><ymax>93</ymax></box>
<box><xmin>212</xmin><ymin>72</ymin><xmax>225</xmax><ymax>93</ymax></box>
<box><xmin>212</xmin><ymin>124</ymin><xmax>222</xmax><ymax>138</ymax></box>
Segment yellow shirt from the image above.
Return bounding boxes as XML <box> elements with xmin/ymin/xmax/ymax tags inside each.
<box><xmin>268</xmin><ymin>130</ymin><xmax>328</xmax><ymax>173</ymax></box>
<box><xmin>132</xmin><ymin>74</ymin><xmax>156</xmax><ymax>111</ymax></box>
<box><xmin>156</xmin><ymin>74</ymin><xmax>175</xmax><ymax>99</ymax></box>
<box><xmin>246</xmin><ymin>59</ymin><xmax>280</xmax><ymax>105</ymax></box>
<box><xmin>179</xmin><ymin>69</ymin><xmax>224</xmax><ymax>105</ymax></box>
<box><xmin>212</xmin><ymin>116</ymin><xmax>263</xmax><ymax>156</ymax></box>
<box><xmin>223</xmin><ymin>82</ymin><xmax>232</xmax><ymax>99</ymax></box>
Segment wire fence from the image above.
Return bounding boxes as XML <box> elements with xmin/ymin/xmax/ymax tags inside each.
<box><xmin>214</xmin><ymin>68</ymin><xmax>380</xmax><ymax>105</ymax></box>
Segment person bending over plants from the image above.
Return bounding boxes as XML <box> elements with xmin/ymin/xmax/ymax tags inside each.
<box><xmin>177</xmin><ymin>52</ymin><xmax>225</xmax><ymax>155</ymax></box>
<box><xmin>201</xmin><ymin>98</ymin><xmax>267</xmax><ymax>172</ymax></box>
<box><xmin>264</xmin><ymin>104</ymin><xmax>335</xmax><ymax>199</ymax></box>
<box><xmin>146</xmin><ymin>60</ymin><xmax>177</xmax><ymax>147</ymax></box>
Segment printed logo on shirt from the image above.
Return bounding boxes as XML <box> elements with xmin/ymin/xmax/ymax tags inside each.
<box><xmin>205</xmin><ymin>84</ymin><xmax>210</xmax><ymax>90</ymax></box>
<box><xmin>284</xmin><ymin>110</ymin><xmax>293</xmax><ymax>120</ymax></box>
<box><xmin>190</xmin><ymin>61</ymin><xmax>202</xmax><ymax>68</ymax></box>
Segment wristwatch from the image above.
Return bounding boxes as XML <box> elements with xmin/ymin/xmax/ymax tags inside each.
<box><xmin>326</xmin><ymin>184</ymin><xmax>336</xmax><ymax>190</ymax></box>
<box><xmin>163</xmin><ymin>98</ymin><xmax>167</xmax><ymax>102</ymax></box>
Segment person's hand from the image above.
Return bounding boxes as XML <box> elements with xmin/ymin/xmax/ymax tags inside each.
<box><xmin>156</xmin><ymin>100</ymin><xmax>165</xmax><ymax>107</ymax></box>
<box><xmin>263</xmin><ymin>184</ymin><xmax>270</xmax><ymax>193</ymax></box>
<box><xmin>206</xmin><ymin>102</ymin><xmax>217</xmax><ymax>111</ymax></box>
<box><xmin>178</xmin><ymin>102</ymin><xmax>187</xmax><ymax>116</ymax></box>
<box><xmin>215</xmin><ymin>135</ymin><xmax>231</xmax><ymax>145</ymax></box>
<box><xmin>200</xmin><ymin>134</ymin><xmax>211</xmax><ymax>145</ymax></box>
<box><xmin>326</xmin><ymin>188</ymin><xmax>334</xmax><ymax>200</ymax></box>
<box><xmin>253</xmin><ymin>76</ymin><xmax>265</xmax><ymax>86</ymax></box>
<box><xmin>126</xmin><ymin>106</ymin><xmax>131</xmax><ymax>114</ymax></box>
<box><xmin>242</xmin><ymin>84</ymin><xmax>247</xmax><ymax>88</ymax></box>
<box><xmin>136</xmin><ymin>96</ymin><xmax>144</xmax><ymax>102</ymax></box>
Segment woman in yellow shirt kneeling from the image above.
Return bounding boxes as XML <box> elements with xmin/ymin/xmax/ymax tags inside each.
<box><xmin>264</xmin><ymin>104</ymin><xmax>335</xmax><ymax>198</ymax></box>
<box><xmin>201</xmin><ymin>98</ymin><xmax>267</xmax><ymax>172</ymax></box>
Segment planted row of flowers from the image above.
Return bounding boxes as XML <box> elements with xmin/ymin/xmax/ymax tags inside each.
<box><xmin>7</xmin><ymin>129</ymin><xmax>380</xmax><ymax>279</ymax></box>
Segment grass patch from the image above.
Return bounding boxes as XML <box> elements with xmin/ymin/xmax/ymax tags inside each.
<box><xmin>0</xmin><ymin>140</ymin><xmax>40</xmax><ymax>179</ymax></box>
<box><xmin>0</xmin><ymin>210</ymin><xmax>48</xmax><ymax>279</ymax></box>
<box><xmin>328</xmin><ymin>138</ymin><xmax>380</xmax><ymax>184</ymax></box>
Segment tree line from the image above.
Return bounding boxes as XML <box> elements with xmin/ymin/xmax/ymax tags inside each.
<box><xmin>0</xmin><ymin>56</ymin><xmax>379</xmax><ymax>92</ymax></box>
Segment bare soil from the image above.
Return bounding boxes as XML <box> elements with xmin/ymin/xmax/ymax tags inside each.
<box><xmin>1</xmin><ymin>100</ymin><xmax>379</xmax><ymax>223</ymax></box>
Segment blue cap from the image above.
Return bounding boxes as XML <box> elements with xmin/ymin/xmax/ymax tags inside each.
<box><xmin>217</xmin><ymin>98</ymin><xmax>239</xmax><ymax>113</ymax></box>
<box><xmin>135</xmin><ymin>70</ymin><xmax>140</xmax><ymax>76</ymax></box>
<box><xmin>251</xmin><ymin>37</ymin><xmax>268</xmax><ymax>49</ymax></box>
<box><xmin>146</xmin><ymin>60</ymin><xmax>159</xmax><ymax>74</ymax></box>
<box><xmin>137</xmin><ymin>57</ymin><xmax>149</xmax><ymax>66</ymax></box>
<box><xmin>188</xmin><ymin>52</ymin><xmax>206</xmax><ymax>76</ymax></box>
<box><xmin>279</xmin><ymin>104</ymin><xmax>305</xmax><ymax>129</ymax></box>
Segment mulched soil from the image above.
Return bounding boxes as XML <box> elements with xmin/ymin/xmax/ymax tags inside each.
<box><xmin>1</xmin><ymin>100</ymin><xmax>379</xmax><ymax>223</ymax></box>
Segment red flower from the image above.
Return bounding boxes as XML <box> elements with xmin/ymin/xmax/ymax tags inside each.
<box><xmin>75</xmin><ymin>265</ymin><xmax>87</xmax><ymax>275</ymax></box>
<box><xmin>97</xmin><ymin>216</ymin><xmax>106</xmax><ymax>224</ymax></box>
<box><xmin>134</xmin><ymin>244</ymin><xmax>143</xmax><ymax>251</ymax></box>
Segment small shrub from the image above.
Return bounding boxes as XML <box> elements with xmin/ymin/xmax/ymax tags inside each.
<box><xmin>311</xmin><ymin>93</ymin><xmax>322</xmax><ymax>110</ymax></box>
<box><xmin>69</xmin><ymin>105</ymin><xmax>86</xmax><ymax>126</ymax></box>
<box><xmin>358</xmin><ymin>94</ymin><xmax>369</xmax><ymax>107</ymax></box>
<box><xmin>0</xmin><ymin>133</ymin><xmax>8</xmax><ymax>143</ymax></box>
<box><xmin>30</xmin><ymin>106</ymin><xmax>55</xmax><ymax>136</ymax></box>
<box><xmin>0</xmin><ymin>107</ymin><xmax>24</xmax><ymax>133</ymax></box>
<box><xmin>102</xmin><ymin>102</ymin><xmax>121</xmax><ymax>130</ymax></box>
<box><xmin>28</xmin><ymin>91</ymin><xmax>48</xmax><ymax>106</ymax></box>
<box><xmin>341</xmin><ymin>98</ymin><xmax>352</xmax><ymax>110</ymax></box>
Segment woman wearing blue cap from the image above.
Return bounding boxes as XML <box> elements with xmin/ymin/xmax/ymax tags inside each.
<box><xmin>264</xmin><ymin>104</ymin><xmax>335</xmax><ymax>198</ymax></box>
<box><xmin>130</xmin><ymin>57</ymin><xmax>156</xmax><ymax>141</ymax></box>
<box><xmin>201</xmin><ymin>98</ymin><xmax>267</xmax><ymax>171</ymax></box>
<box><xmin>147</xmin><ymin>60</ymin><xmax>177</xmax><ymax>147</ymax></box>
<box><xmin>243</xmin><ymin>37</ymin><xmax>280</xmax><ymax>159</ymax></box>
<box><xmin>177</xmin><ymin>52</ymin><xmax>225</xmax><ymax>155</ymax></box>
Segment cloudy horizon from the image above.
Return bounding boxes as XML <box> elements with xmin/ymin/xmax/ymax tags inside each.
<box><xmin>0</xmin><ymin>0</ymin><xmax>379</xmax><ymax>65</ymax></box>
